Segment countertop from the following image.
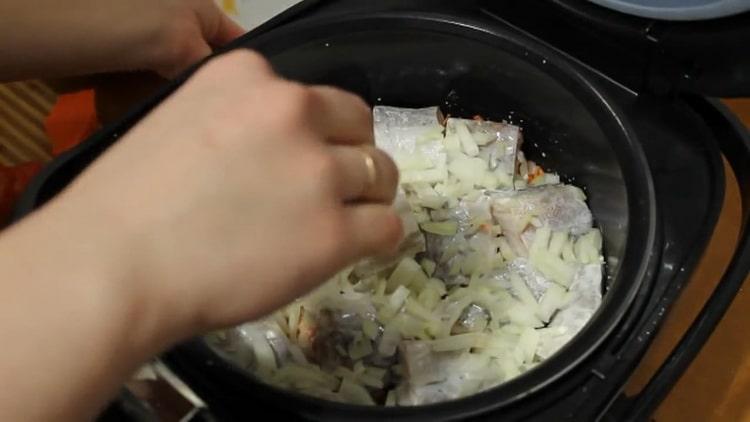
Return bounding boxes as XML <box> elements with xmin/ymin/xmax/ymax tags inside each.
<box><xmin>627</xmin><ymin>99</ymin><xmax>750</xmax><ymax>421</ymax></box>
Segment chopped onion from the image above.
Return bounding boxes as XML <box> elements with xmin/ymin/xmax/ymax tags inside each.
<box><xmin>529</xmin><ymin>226</ymin><xmax>551</xmax><ymax>258</ymax></box>
<box><xmin>213</xmin><ymin>107</ymin><xmax>604</xmax><ymax>408</ymax></box>
<box><xmin>537</xmin><ymin>283</ymin><xmax>568</xmax><ymax>322</ymax></box>
<box><xmin>529</xmin><ymin>226</ymin><xmax>577</xmax><ymax>287</ymax></box>
<box><xmin>401</xmin><ymin>167</ymin><xmax>448</xmax><ymax>184</ymax></box>
<box><xmin>420</xmin><ymin>220</ymin><xmax>459</xmax><ymax>236</ymax></box>
<box><xmin>497</xmin><ymin>237</ymin><xmax>517</xmax><ymax>261</ymax></box>
<box><xmin>378</xmin><ymin>324</ymin><xmax>402</xmax><ymax>356</ymax></box>
<box><xmin>430</xmin><ymin>333</ymin><xmax>489</xmax><ymax>352</ymax></box>
<box><xmin>420</xmin><ymin>258</ymin><xmax>437</xmax><ymax>277</ymax></box>
<box><xmin>393</xmin><ymin>152</ymin><xmax>437</xmax><ymax>171</ymax></box>
<box><xmin>531</xmin><ymin>253</ymin><xmax>577</xmax><ymax>288</ymax></box>
<box><xmin>507</xmin><ymin>302</ymin><xmax>543</xmax><ymax>328</ymax></box>
<box><xmin>362</xmin><ymin>319</ymin><xmax>382</xmax><ymax>341</ymax></box>
<box><xmin>387</xmin><ymin>257</ymin><xmax>425</xmax><ymax>292</ymax></box>
<box><xmin>517</xmin><ymin>327</ymin><xmax>540</xmax><ymax>364</ymax></box>
<box><xmin>510</xmin><ymin>273</ymin><xmax>539</xmax><ymax>309</ymax></box>
<box><xmin>276</xmin><ymin>363</ymin><xmax>339</xmax><ymax>391</ymax></box>
<box><xmin>562</xmin><ymin>238</ymin><xmax>577</xmax><ymax>262</ymax></box>
<box><xmin>443</xmin><ymin>133</ymin><xmax>461</xmax><ymax>152</ymax></box>
<box><xmin>338</xmin><ymin>379</ymin><xmax>375</xmax><ymax>405</ymax></box>
<box><xmin>287</xmin><ymin>304</ymin><xmax>302</xmax><ymax>340</ymax></box>
<box><xmin>472</xmin><ymin>131</ymin><xmax>496</xmax><ymax>146</ymax></box>
<box><xmin>575</xmin><ymin>229</ymin><xmax>603</xmax><ymax>264</ymax></box>
<box><xmin>389</xmin><ymin>285</ymin><xmax>411</xmax><ymax>310</ymax></box>
<box><xmin>448</xmin><ymin>155</ymin><xmax>487</xmax><ymax>185</ymax></box>
<box><xmin>348</xmin><ymin>334</ymin><xmax>374</xmax><ymax>360</ymax></box>
<box><xmin>499</xmin><ymin>358</ymin><xmax>521</xmax><ymax>380</ymax></box>
<box><xmin>548</xmin><ymin>231</ymin><xmax>568</xmax><ymax>257</ymax></box>
<box><xmin>454</xmin><ymin>120</ymin><xmax>480</xmax><ymax>156</ymax></box>
<box><xmin>406</xmin><ymin>297</ymin><xmax>436</xmax><ymax>321</ymax></box>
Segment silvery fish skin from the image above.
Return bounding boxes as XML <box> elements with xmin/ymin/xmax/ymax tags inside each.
<box><xmin>483</xmin><ymin>256</ymin><xmax>601</xmax><ymax>360</ymax></box>
<box><xmin>432</xmin><ymin>194</ymin><xmax>494</xmax><ymax>230</ymax></box>
<box><xmin>396</xmin><ymin>351</ymin><xmax>491</xmax><ymax>405</ymax></box>
<box><xmin>491</xmin><ymin>184</ymin><xmax>593</xmax><ymax>257</ymax></box>
<box><xmin>225</xmin><ymin>321</ymin><xmax>292</xmax><ymax>370</ymax></box>
<box><xmin>357</xmin><ymin>106</ymin><xmax>441</xmax><ymax>279</ymax></box>
<box><xmin>310</xmin><ymin>309</ymin><xmax>365</xmax><ymax>370</ymax></box>
<box><xmin>398</xmin><ymin>341</ymin><xmax>455</xmax><ymax>386</ymax></box>
<box><xmin>452</xmin><ymin>303</ymin><xmax>491</xmax><ymax>334</ymax></box>
<box><xmin>373</xmin><ymin>106</ymin><xmax>444</xmax><ymax>156</ymax></box>
<box><xmin>374</xmin><ymin>106</ymin><xmax>447</xmax><ymax>186</ymax></box>
<box><xmin>491</xmin><ymin>184</ymin><xmax>593</xmax><ymax>236</ymax></box>
<box><xmin>396</xmin><ymin>381</ymin><xmax>461</xmax><ymax>406</ymax></box>
<box><xmin>536</xmin><ymin>264</ymin><xmax>603</xmax><ymax>359</ymax></box>
<box><xmin>493</xmin><ymin>257</ymin><xmax>554</xmax><ymax>302</ymax></box>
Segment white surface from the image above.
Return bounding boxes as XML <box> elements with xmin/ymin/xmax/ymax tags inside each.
<box><xmin>589</xmin><ymin>0</ymin><xmax>750</xmax><ymax>21</ymax></box>
<box><xmin>218</xmin><ymin>0</ymin><xmax>303</xmax><ymax>30</ymax></box>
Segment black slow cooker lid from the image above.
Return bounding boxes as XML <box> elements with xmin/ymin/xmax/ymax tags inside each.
<box><xmin>481</xmin><ymin>0</ymin><xmax>750</xmax><ymax>97</ymax></box>
<box><xmin>266</xmin><ymin>0</ymin><xmax>750</xmax><ymax>97</ymax></box>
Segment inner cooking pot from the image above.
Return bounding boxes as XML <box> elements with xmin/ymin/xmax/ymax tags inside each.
<box><xmin>161</xmin><ymin>13</ymin><xmax>657</xmax><ymax>421</ymax></box>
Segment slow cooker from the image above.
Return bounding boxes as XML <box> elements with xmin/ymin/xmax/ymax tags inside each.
<box><xmin>13</xmin><ymin>1</ymin><xmax>750</xmax><ymax>421</ymax></box>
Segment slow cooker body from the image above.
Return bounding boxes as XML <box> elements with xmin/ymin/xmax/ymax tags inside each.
<box><xmin>163</xmin><ymin>13</ymin><xmax>657</xmax><ymax>421</ymax></box>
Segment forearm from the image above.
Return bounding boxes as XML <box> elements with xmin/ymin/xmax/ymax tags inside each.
<box><xmin>0</xmin><ymin>0</ymin><xmax>166</xmax><ymax>81</ymax></box>
<box><xmin>0</xmin><ymin>198</ymin><xmax>184</xmax><ymax>421</ymax></box>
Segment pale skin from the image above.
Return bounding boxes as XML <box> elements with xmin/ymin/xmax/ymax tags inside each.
<box><xmin>0</xmin><ymin>1</ymin><xmax>402</xmax><ymax>421</ymax></box>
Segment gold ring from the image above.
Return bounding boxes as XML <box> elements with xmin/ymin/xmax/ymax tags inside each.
<box><xmin>361</xmin><ymin>149</ymin><xmax>377</xmax><ymax>189</ymax></box>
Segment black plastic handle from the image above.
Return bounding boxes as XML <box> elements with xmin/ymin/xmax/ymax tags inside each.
<box><xmin>623</xmin><ymin>98</ymin><xmax>750</xmax><ymax>420</ymax></box>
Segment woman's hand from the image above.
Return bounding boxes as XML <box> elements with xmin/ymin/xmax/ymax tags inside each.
<box><xmin>62</xmin><ymin>50</ymin><xmax>403</xmax><ymax>330</ymax></box>
<box><xmin>0</xmin><ymin>0</ymin><xmax>245</xmax><ymax>81</ymax></box>
<box><xmin>0</xmin><ymin>50</ymin><xmax>400</xmax><ymax>420</ymax></box>
<box><xmin>142</xmin><ymin>0</ymin><xmax>247</xmax><ymax>77</ymax></box>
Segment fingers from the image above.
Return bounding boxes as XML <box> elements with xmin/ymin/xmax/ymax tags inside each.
<box><xmin>331</xmin><ymin>145</ymin><xmax>399</xmax><ymax>204</ymax></box>
<box><xmin>196</xmin><ymin>51</ymin><xmax>394</xmax><ymax>207</ymax></box>
<box><xmin>197</xmin><ymin>0</ymin><xmax>246</xmax><ymax>46</ymax></box>
<box><xmin>309</xmin><ymin>86</ymin><xmax>374</xmax><ymax>146</ymax></box>
<box><xmin>210</xmin><ymin>13</ymin><xmax>246</xmax><ymax>46</ymax></box>
<box><xmin>341</xmin><ymin>204</ymin><xmax>404</xmax><ymax>260</ymax></box>
<box><xmin>158</xmin><ymin>38</ymin><xmax>213</xmax><ymax>79</ymax></box>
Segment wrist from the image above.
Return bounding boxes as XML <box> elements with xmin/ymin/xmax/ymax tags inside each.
<box><xmin>6</xmin><ymin>193</ymin><xmax>189</xmax><ymax>357</ymax></box>
<box><xmin>0</xmin><ymin>1</ymin><xmax>158</xmax><ymax>79</ymax></box>
<box><xmin>131</xmin><ymin>5</ymin><xmax>210</xmax><ymax>77</ymax></box>
<box><xmin>0</xmin><ymin>200</ymin><xmax>178</xmax><ymax>419</ymax></box>
<box><xmin>56</xmin><ymin>192</ymin><xmax>193</xmax><ymax>345</ymax></box>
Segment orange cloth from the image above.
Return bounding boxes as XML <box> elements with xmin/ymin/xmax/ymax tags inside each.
<box><xmin>0</xmin><ymin>162</ymin><xmax>42</xmax><ymax>223</ymax></box>
<box><xmin>45</xmin><ymin>90</ymin><xmax>98</xmax><ymax>155</ymax></box>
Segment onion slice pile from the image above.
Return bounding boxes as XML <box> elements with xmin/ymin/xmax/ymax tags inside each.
<box><xmin>206</xmin><ymin>106</ymin><xmax>604</xmax><ymax>406</ymax></box>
